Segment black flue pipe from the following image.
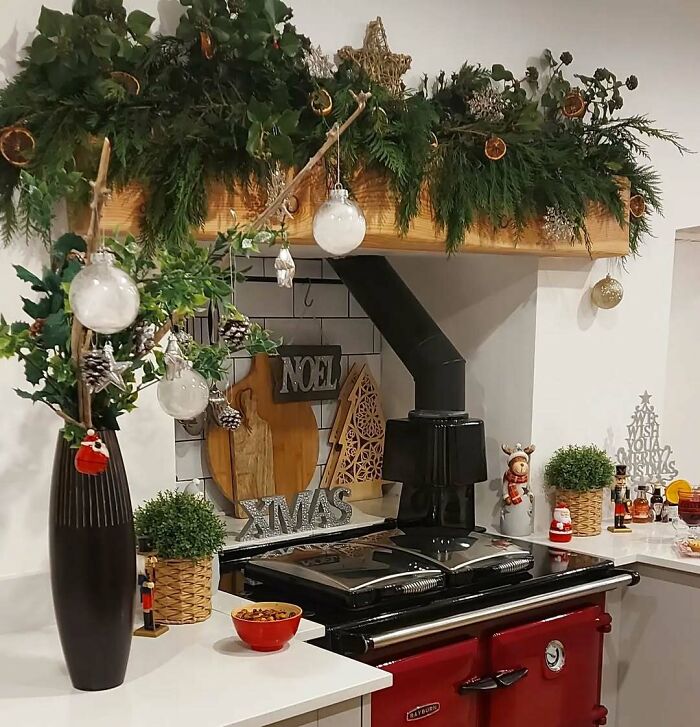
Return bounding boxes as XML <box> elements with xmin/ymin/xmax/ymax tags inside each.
<box><xmin>329</xmin><ymin>256</ymin><xmax>465</xmax><ymax>413</ymax></box>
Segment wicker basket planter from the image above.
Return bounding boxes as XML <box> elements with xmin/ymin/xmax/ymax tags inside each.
<box><xmin>556</xmin><ymin>488</ymin><xmax>605</xmax><ymax>536</ymax></box>
<box><xmin>152</xmin><ymin>557</ymin><xmax>213</xmax><ymax>624</ymax></box>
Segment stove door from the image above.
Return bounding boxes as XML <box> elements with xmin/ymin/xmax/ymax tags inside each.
<box><xmin>373</xmin><ymin>639</ymin><xmax>482</xmax><ymax>727</ymax></box>
<box><xmin>486</xmin><ymin>605</ymin><xmax>608</xmax><ymax>727</ymax></box>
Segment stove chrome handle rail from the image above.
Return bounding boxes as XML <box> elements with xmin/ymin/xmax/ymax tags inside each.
<box><xmin>362</xmin><ymin>571</ymin><xmax>636</xmax><ymax>652</ymax></box>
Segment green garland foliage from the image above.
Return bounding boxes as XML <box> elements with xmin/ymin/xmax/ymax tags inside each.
<box><xmin>0</xmin><ymin>0</ymin><xmax>687</xmax><ymax>254</ymax></box>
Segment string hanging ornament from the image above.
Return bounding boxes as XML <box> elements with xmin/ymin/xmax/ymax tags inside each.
<box><xmin>591</xmin><ymin>259</ymin><xmax>624</xmax><ymax>310</ymax></box>
<box><xmin>312</xmin><ymin>128</ymin><xmax>367</xmax><ymax>255</ymax></box>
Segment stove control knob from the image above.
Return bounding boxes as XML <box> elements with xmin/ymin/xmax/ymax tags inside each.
<box><xmin>592</xmin><ymin>704</ymin><xmax>609</xmax><ymax>725</ymax></box>
<box><xmin>596</xmin><ymin>612</ymin><xmax>613</xmax><ymax>634</ymax></box>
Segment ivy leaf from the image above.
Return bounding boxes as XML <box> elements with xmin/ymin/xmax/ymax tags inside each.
<box><xmin>247</xmin><ymin>97</ymin><xmax>272</xmax><ymax>125</ymax></box>
<box><xmin>24</xmin><ymin>348</ymin><xmax>47</xmax><ymax>385</ymax></box>
<box><xmin>127</xmin><ymin>10</ymin><xmax>155</xmax><ymax>38</ymax></box>
<box><xmin>14</xmin><ymin>388</ymin><xmax>36</xmax><ymax>401</ymax></box>
<box><xmin>279</xmin><ymin>28</ymin><xmax>301</xmax><ymax>57</ymax></box>
<box><xmin>246</xmin><ymin>121</ymin><xmax>263</xmax><ymax>157</ymax></box>
<box><xmin>41</xmin><ymin>310</ymin><xmax>69</xmax><ymax>348</ymax></box>
<box><xmin>276</xmin><ymin>109</ymin><xmax>300</xmax><ymax>135</ymax></box>
<box><xmin>37</xmin><ymin>7</ymin><xmax>64</xmax><ymax>37</ymax></box>
<box><xmin>268</xmin><ymin>133</ymin><xmax>293</xmax><ymax>163</ymax></box>
<box><xmin>491</xmin><ymin>64</ymin><xmax>513</xmax><ymax>82</ymax></box>
<box><xmin>13</xmin><ymin>265</ymin><xmax>46</xmax><ymax>291</ymax></box>
<box><xmin>30</xmin><ymin>35</ymin><xmax>57</xmax><ymax>65</ymax></box>
<box><xmin>21</xmin><ymin>296</ymin><xmax>51</xmax><ymax>319</ymax></box>
<box><xmin>211</xmin><ymin>27</ymin><xmax>230</xmax><ymax>43</ymax></box>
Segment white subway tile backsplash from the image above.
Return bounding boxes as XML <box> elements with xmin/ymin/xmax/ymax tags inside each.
<box><xmin>175</xmin><ymin>420</ymin><xmax>204</xmax><ymax>442</ymax></box>
<box><xmin>311</xmin><ymin>403</ymin><xmax>323</xmax><ymax>428</ymax></box>
<box><xmin>349</xmin><ymin>294</ymin><xmax>366</xmax><ymax>318</ymax></box>
<box><xmin>175</xmin><ymin>439</ymin><xmax>211</xmax><ymax>481</ymax></box>
<box><xmin>317</xmin><ymin>430</ymin><xmax>332</xmax><ymax>466</ymax></box>
<box><xmin>322</xmin><ymin>399</ymin><xmax>339</xmax><ymax>429</ymax></box>
<box><xmin>265</xmin><ymin>317</ymin><xmax>322</xmax><ymax>345</ymax></box>
<box><xmin>242</xmin><ymin>256</ymin><xmax>265</xmax><ymax>277</ymax></box>
<box><xmin>322</xmin><ymin>318</ymin><xmax>375</xmax><ymax>354</ymax></box>
<box><xmin>288</xmin><ymin>258</ymin><xmax>323</xmax><ymax>278</ymax></box>
<box><xmin>233</xmin><ymin>356</ymin><xmax>252</xmax><ymax>383</ymax></box>
<box><xmin>322</xmin><ymin>260</ymin><xmax>340</xmax><ymax>279</ymax></box>
<box><xmin>235</xmin><ymin>281</ymin><xmax>293</xmax><ymax>318</ymax></box>
<box><xmin>294</xmin><ymin>282</ymin><xmax>348</xmax><ymax>318</ymax></box>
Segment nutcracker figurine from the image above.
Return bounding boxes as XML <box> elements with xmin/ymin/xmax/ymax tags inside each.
<box><xmin>500</xmin><ymin>443</ymin><xmax>535</xmax><ymax>537</ymax></box>
<box><xmin>134</xmin><ymin>556</ymin><xmax>169</xmax><ymax>638</ymax></box>
<box><xmin>549</xmin><ymin>503</ymin><xmax>573</xmax><ymax>543</ymax></box>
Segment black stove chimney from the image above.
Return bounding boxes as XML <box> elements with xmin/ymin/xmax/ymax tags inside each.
<box><xmin>329</xmin><ymin>257</ymin><xmax>487</xmax><ymax>531</ymax></box>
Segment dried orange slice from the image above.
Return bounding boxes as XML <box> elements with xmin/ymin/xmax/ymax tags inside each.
<box><xmin>0</xmin><ymin>126</ymin><xmax>35</xmax><ymax>167</ymax></box>
<box><xmin>110</xmin><ymin>71</ymin><xmax>141</xmax><ymax>96</ymax></box>
<box><xmin>666</xmin><ymin>479</ymin><xmax>692</xmax><ymax>505</ymax></box>
<box><xmin>562</xmin><ymin>90</ymin><xmax>586</xmax><ymax>119</ymax></box>
<box><xmin>629</xmin><ymin>194</ymin><xmax>646</xmax><ymax>218</ymax></box>
<box><xmin>485</xmin><ymin>136</ymin><xmax>507</xmax><ymax>161</ymax></box>
<box><xmin>310</xmin><ymin>88</ymin><xmax>333</xmax><ymax>117</ymax></box>
<box><xmin>200</xmin><ymin>31</ymin><xmax>215</xmax><ymax>60</ymax></box>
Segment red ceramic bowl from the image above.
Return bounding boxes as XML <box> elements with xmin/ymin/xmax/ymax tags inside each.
<box><xmin>231</xmin><ymin>602</ymin><xmax>302</xmax><ymax>652</ymax></box>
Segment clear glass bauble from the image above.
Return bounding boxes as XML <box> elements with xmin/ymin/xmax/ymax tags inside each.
<box><xmin>69</xmin><ymin>249</ymin><xmax>140</xmax><ymax>334</ymax></box>
<box><xmin>312</xmin><ymin>185</ymin><xmax>366</xmax><ymax>256</ymax></box>
<box><xmin>591</xmin><ymin>274</ymin><xmax>624</xmax><ymax>309</ymax></box>
<box><xmin>157</xmin><ymin>368</ymin><xmax>210</xmax><ymax>419</ymax></box>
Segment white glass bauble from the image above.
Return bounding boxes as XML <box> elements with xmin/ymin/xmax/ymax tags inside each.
<box><xmin>157</xmin><ymin>368</ymin><xmax>210</xmax><ymax>419</ymax></box>
<box><xmin>312</xmin><ymin>185</ymin><xmax>366</xmax><ymax>255</ymax></box>
<box><xmin>69</xmin><ymin>250</ymin><xmax>140</xmax><ymax>334</ymax></box>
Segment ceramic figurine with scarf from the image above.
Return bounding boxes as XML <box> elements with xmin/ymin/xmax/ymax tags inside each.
<box><xmin>500</xmin><ymin>443</ymin><xmax>535</xmax><ymax>537</ymax></box>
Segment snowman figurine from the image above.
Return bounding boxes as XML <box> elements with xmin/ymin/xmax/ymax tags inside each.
<box><xmin>549</xmin><ymin>503</ymin><xmax>573</xmax><ymax>543</ymax></box>
<box><xmin>500</xmin><ymin>443</ymin><xmax>535</xmax><ymax>537</ymax></box>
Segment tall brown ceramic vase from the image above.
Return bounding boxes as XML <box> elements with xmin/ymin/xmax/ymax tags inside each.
<box><xmin>49</xmin><ymin>430</ymin><xmax>136</xmax><ymax>691</ymax></box>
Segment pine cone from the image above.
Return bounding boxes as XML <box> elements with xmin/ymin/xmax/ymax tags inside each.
<box><xmin>81</xmin><ymin>349</ymin><xmax>110</xmax><ymax>391</ymax></box>
<box><xmin>218</xmin><ymin>315</ymin><xmax>250</xmax><ymax>351</ymax></box>
<box><xmin>217</xmin><ymin>405</ymin><xmax>242</xmax><ymax>431</ymax></box>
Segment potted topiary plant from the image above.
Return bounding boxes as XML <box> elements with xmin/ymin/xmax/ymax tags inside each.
<box><xmin>134</xmin><ymin>490</ymin><xmax>227</xmax><ymax>624</ymax></box>
<box><xmin>544</xmin><ymin>445</ymin><xmax>615</xmax><ymax>536</ymax></box>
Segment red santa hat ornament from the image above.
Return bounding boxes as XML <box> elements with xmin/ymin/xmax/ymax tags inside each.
<box><xmin>75</xmin><ymin>429</ymin><xmax>111</xmax><ymax>476</ymax></box>
<box><xmin>549</xmin><ymin>502</ymin><xmax>573</xmax><ymax>543</ymax></box>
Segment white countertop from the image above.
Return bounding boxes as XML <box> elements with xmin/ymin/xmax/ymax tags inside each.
<box><xmin>492</xmin><ymin>521</ymin><xmax>700</xmax><ymax>575</ymax></box>
<box><xmin>0</xmin><ymin>588</ymin><xmax>390</xmax><ymax>727</ymax></box>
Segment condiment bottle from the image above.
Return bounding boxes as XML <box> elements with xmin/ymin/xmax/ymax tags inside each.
<box><xmin>624</xmin><ymin>486</ymin><xmax>633</xmax><ymax>523</ymax></box>
<box><xmin>650</xmin><ymin>484</ymin><xmax>664</xmax><ymax>522</ymax></box>
<box><xmin>632</xmin><ymin>485</ymin><xmax>651</xmax><ymax>523</ymax></box>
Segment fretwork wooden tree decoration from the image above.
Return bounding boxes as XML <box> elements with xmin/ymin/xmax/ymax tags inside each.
<box><xmin>322</xmin><ymin>364</ymin><xmax>386</xmax><ymax>501</ymax></box>
<box><xmin>616</xmin><ymin>391</ymin><xmax>678</xmax><ymax>487</ymax></box>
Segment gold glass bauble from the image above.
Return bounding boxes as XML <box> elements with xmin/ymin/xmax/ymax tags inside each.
<box><xmin>591</xmin><ymin>274</ymin><xmax>624</xmax><ymax>309</ymax></box>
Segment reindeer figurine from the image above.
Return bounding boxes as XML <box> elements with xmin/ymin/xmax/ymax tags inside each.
<box><xmin>500</xmin><ymin>443</ymin><xmax>535</xmax><ymax>537</ymax></box>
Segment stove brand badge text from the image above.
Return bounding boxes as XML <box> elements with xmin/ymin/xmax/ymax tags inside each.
<box><xmin>406</xmin><ymin>703</ymin><xmax>441</xmax><ymax>721</ymax></box>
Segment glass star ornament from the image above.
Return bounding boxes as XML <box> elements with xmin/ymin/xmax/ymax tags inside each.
<box><xmin>91</xmin><ymin>341</ymin><xmax>130</xmax><ymax>393</ymax></box>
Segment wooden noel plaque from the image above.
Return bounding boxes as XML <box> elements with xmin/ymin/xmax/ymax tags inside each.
<box><xmin>270</xmin><ymin>345</ymin><xmax>342</xmax><ymax>403</ymax></box>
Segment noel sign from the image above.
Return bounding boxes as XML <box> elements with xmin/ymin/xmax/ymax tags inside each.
<box><xmin>236</xmin><ymin>487</ymin><xmax>352</xmax><ymax>541</ymax></box>
<box><xmin>270</xmin><ymin>345</ymin><xmax>342</xmax><ymax>403</ymax></box>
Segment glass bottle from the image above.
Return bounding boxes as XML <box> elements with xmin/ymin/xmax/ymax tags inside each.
<box><xmin>651</xmin><ymin>485</ymin><xmax>664</xmax><ymax>522</ymax></box>
<box><xmin>624</xmin><ymin>487</ymin><xmax>633</xmax><ymax>523</ymax></box>
<box><xmin>632</xmin><ymin>485</ymin><xmax>651</xmax><ymax>523</ymax></box>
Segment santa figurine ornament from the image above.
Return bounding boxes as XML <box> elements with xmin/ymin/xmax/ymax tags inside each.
<box><xmin>500</xmin><ymin>443</ymin><xmax>535</xmax><ymax>537</ymax></box>
<box><xmin>74</xmin><ymin>429</ymin><xmax>110</xmax><ymax>475</ymax></box>
<box><xmin>549</xmin><ymin>503</ymin><xmax>573</xmax><ymax>543</ymax></box>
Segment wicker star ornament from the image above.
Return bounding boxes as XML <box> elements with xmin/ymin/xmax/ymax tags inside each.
<box><xmin>338</xmin><ymin>17</ymin><xmax>411</xmax><ymax>97</ymax></box>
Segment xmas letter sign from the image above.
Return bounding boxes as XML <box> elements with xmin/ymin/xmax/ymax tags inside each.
<box><xmin>270</xmin><ymin>345</ymin><xmax>342</xmax><ymax>403</ymax></box>
<box><xmin>236</xmin><ymin>487</ymin><xmax>353</xmax><ymax>541</ymax></box>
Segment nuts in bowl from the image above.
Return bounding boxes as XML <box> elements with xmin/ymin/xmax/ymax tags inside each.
<box><xmin>231</xmin><ymin>602</ymin><xmax>302</xmax><ymax>651</ymax></box>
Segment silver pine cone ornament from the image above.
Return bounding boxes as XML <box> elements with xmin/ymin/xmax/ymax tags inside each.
<box><xmin>467</xmin><ymin>86</ymin><xmax>505</xmax><ymax>122</ymax></box>
<box><xmin>217</xmin><ymin>405</ymin><xmax>243</xmax><ymax>431</ymax></box>
<box><xmin>81</xmin><ymin>348</ymin><xmax>110</xmax><ymax>392</ymax></box>
<box><xmin>542</xmin><ymin>206</ymin><xmax>576</xmax><ymax>244</ymax></box>
<box><xmin>218</xmin><ymin>314</ymin><xmax>250</xmax><ymax>351</ymax></box>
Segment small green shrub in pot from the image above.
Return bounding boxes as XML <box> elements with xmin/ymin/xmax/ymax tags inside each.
<box><xmin>544</xmin><ymin>445</ymin><xmax>615</xmax><ymax>536</ymax></box>
<box><xmin>134</xmin><ymin>491</ymin><xmax>227</xmax><ymax>624</ymax></box>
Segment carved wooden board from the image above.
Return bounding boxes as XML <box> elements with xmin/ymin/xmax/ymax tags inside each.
<box><xmin>206</xmin><ymin>354</ymin><xmax>318</xmax><ymax>506</ymax></box>
<box><xmin>67</xmin><ymin>168</ymin><xmax>630</xmax><ymax>258</ymax></box>
<box><xmin>322</xmin><ymin>364</ymin><xmax>385</xmax><ymax>501</ymax></box>
<box><xmin>231</xmin><ymin>389</ymin><xmax>274</xmax><ymax>518</ymax></box>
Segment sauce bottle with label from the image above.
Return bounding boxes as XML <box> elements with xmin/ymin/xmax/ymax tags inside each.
<box><xmin>651</xmin><ymin>484</ymin><xmax>664</xmax><ymax>522</ymax></box>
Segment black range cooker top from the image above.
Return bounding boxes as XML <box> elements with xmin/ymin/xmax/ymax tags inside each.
<box><xmin>219</xmin><ymin>525</ymin><xmax>626</xmax><ymax>657</ymax></box>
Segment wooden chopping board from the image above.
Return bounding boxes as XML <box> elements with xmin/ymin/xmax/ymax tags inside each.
<box><xmin>206</xmin><ymin>353</ymin><xmax>319</xmax><ymax>506</ymax></box>
<box><xmin>230</xmin><ymin>389</ymin><xmax>274</xmax><ymax>517</ymax></box>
